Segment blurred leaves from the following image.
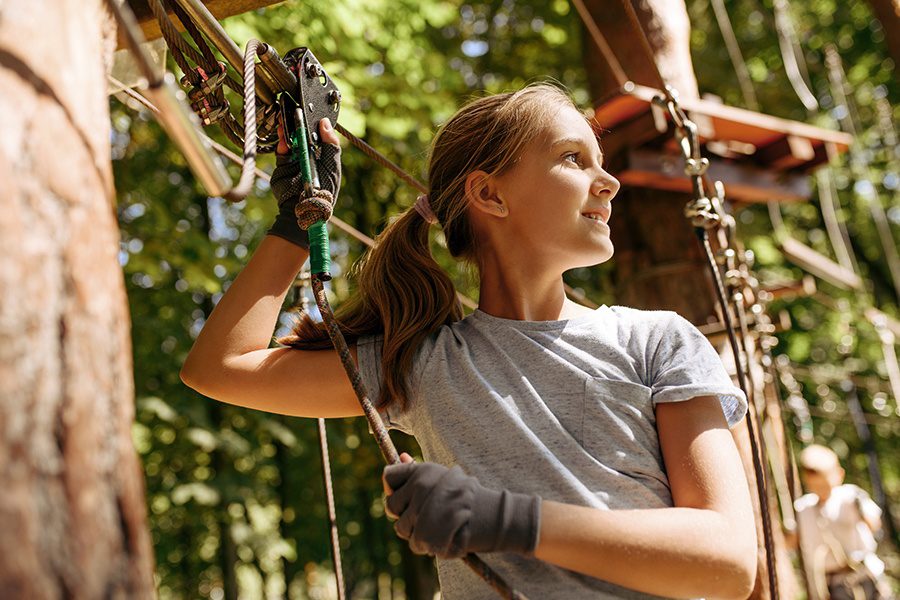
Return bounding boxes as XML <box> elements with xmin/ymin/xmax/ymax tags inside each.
<box><xmin>110</xmin><ymin>0</ymin><xmax>899</xmax><ymax>597</ymax></box>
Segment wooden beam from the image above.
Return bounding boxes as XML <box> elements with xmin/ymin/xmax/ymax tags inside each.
<box><xmin>614</xmin><ymin>147</ymin><xmax>812</xmax><ymax>203</ymax></box>
<box><xmin>779</xmin><ymin>237</ymin><xmax>864</xmax><ymax>290</ymax></box>
<box><xmin>757</xmin><ymin>135</ymin><xmax>816</xmax><ymax>171</ymax></box>
<box><xmin>698</xmin><ymin>309</ymin><xmax>792</xmax><ymax>343</ymax></box>
<box><xmin>865</xmin><ymin>308</ymin><xmax>900</xmax><ymax>340</ymax></box>
<box><xmin>118</xmin><ymin>0</ymin><xmax>284</xmax><ymax>49</ymax></box>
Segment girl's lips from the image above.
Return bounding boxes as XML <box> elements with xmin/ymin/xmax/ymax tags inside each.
<box><xmin>581</xmin><ymin>205</ymin><xmax>611</xmax><ymax>223</ymax></box>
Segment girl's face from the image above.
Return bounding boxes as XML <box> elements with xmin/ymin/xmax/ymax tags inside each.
<box><xmin>493</xmin><ymin>105</ymin><xmax>621</xmax><ymax>272</ymax></box>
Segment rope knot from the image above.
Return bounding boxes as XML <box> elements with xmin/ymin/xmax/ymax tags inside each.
<box><xmin>294</xmin><ymin>188</ymin><xmax>336</xmax><ymax>230</ymax></box>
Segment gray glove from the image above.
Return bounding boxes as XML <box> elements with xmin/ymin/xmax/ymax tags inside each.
<box><xmin>267</xmin><ymin>129</ymin><xmax>341</xmax><ymax>249</ymax></box>
<box><xmin>383</xmin><ymin>462</ymin><xmax>541</xmax><ymax>559</ymax></box>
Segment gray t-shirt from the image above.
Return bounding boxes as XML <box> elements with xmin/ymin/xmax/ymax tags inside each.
<box><xmin>358</xmin><ymin>305</ymin><xmax>747</xmax><ymax>600</ymax></box>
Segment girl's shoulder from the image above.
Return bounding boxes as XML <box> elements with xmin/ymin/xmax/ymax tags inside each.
<box><xmin>434</xmin><ymin>305</ymin><xmax>698</xmax><ymax>353</ymax></box>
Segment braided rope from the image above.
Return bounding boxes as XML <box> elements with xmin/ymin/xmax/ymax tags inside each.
<box><xmin>223</xmin><ymin>39</ymin><xmax>261</xmax><ymax>201</ymax></box>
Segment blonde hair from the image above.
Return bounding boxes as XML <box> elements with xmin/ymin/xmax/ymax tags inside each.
<box><xmin>281</xmin><ymin>83</ymin><xmax>584</xmax><ymax>409</ymax></box>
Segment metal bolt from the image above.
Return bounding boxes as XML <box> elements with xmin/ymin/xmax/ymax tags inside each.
<box><xmin>327</xmin><ymin>90</ymin><xmax>342</xmax><ymax>104</ymax></box>
<box><xmin>306</xmin><ymin>63</ymin><xmax>322</xmax><ymax>78</ymax></box>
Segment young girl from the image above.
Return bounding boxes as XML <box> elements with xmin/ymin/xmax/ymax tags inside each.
<box><xmin>181</xmin><ymin>84</ymin><xmax>757</xmax><ymax>599</ymax></box>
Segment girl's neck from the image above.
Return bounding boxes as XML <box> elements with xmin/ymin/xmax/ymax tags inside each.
<box><xmin>477</xmin><ymin>267</ymin><xmax>592</xmax><ymax>322</ymax></box>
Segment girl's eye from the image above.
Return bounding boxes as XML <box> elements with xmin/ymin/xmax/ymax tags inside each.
<box><xmin>564</xmin><ymin>152</ymin><xmax>580</xmax><ymax>165</ymax></box>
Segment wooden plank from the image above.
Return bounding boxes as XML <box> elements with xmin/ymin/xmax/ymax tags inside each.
<box><xmin>759</xmin><ymin>275</ymin><xmax>818</xmax><ymax>301</ymax></box>
<box><xmin>118</xmin><ymin>0</ymin><xmax>284</xmax><ymax>48</ymax></box>
<box><xmin>698</xmin><ymin>309</ymin><xmax>792</xmax><ymax>342</ymax></box>
<box><xmin>592</xmin><ymin>83</ymin><xmax>853</xmax><ymax>173</ymax></box>
<box><xmin>614</xmin><ymin>147</ymin><xmax>812</xmax><ymax>203</ymax></box>
<box><xmin>779</xmin><ymin>237</ymin><xmax>863</xmax><ymax>290</ymax></box>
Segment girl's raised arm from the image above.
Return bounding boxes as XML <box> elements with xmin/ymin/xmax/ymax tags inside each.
<box><xmin>181</xmin><ymin>119</ymin><xmax>364</xmax><ymax>419</ymax></box>
<box><xmin>180</xmin><ymin>235</ymin><xmax>363</xmax><ymax>419</ymax></box>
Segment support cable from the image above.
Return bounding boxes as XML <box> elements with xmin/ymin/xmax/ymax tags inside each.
<box><xmin>708</xmin><ymin>0</ymin><xmax>759</xmax><ymax>111</ymax></box>
<box><xmin>772</xmin><ymin>0</ymin><xmax>818</xmax><ymax>112</ymax></box>
<box><xmin>569</xmin><ymin>0</ymin><xmax>630</xmax><ymax>88</ymax></box>
<box><xmin>824</xmin><ymin>45</ymin><xmax>900</xmax><ymax>305</ymax></box>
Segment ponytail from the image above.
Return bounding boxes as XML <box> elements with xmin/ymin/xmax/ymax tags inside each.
<box><xmin>279</xmin><ymin>207</ymin><xmax>462</xmax><ymax>410</ymax></box>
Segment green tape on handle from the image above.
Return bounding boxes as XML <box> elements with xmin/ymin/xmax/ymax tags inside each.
<box><xmin>308</xmin><ymin>221</ymin><xmax>330</xmax><ymax>276</ymax></box>
<box><xmin>290</xmin><ymin>111</ymin><xmax>330</xmax><ymax>277</ymax></box>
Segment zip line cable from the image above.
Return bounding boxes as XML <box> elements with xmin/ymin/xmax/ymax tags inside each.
<box><xmin>108</xmin><ymin>77</ymin><xmax>478</xmax><ymax>309</ymax></box>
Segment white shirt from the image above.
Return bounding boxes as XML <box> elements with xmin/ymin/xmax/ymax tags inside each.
<box><xmin>794</xmin><ymin>484</ymin><xmax>884</xmax><ymax>579</ymax></box>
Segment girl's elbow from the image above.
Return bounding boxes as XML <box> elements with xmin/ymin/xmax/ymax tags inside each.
<box><xmin>706</xmin><ymin>515</ymin><xmax>757</xmax><ymax>599</ymax></box>
<box><xmin>180</xmin><ymin>351</ymin><xmax>215</xmax><ymax>393</ymax></box>
<box><xmin>721</xmin><ymin>533</ymin><xmax>758</xmax><ymax>599</ymax></box>
<box><xmin>706</xmin><ymin>554</ymin><xmax>756</xmax><ymax>600</ymax></box>
<box><xmin>179</xmin><ymin>360</ymin><xmax>204</xmax><ymax>393</ymax></box>
<box><xmin>731</xmin><ymin>556</ymin><xmax>757</xmax><ymax>600</ymax></box>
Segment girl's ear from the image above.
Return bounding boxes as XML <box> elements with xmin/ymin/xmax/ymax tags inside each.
<box><xmin>465</xmin><ymin>170</ymin><xmax>507</xmax><ymax>218</ymax></box>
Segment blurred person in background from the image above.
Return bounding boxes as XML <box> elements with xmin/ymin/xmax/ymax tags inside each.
<box><xmin>791</xmin><ymin>444</ymin><xmax>893</xmax><ymax>600</ymax></box>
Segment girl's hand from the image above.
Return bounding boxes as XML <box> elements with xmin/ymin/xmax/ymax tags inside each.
<box><xmin>267</xmin><ymin>118</ymin><xmax>342</xmax><ymax>248</ymax></box>
<box><xmin>382</xmin><ymin>460</ymin><xmax>541</xmax><ymax>559</ymax></box>
<box><xmin>383</xmin><ymin>452</ymin><xmax>415</xmax><ymax>503</ymax></box>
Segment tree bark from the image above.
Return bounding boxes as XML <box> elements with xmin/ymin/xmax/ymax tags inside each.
<box><xmin>0</xmin><ymin>1</ymin><xmax>155</xmax><ymax>597</ymax></box>
<box><xmin>865</xmin><ymin>0</ymin><xmax>900</xmax><ymax>82</ymax></box>
<box><xmin>579</xmin><ymin>2</ymin><xmax>797</xmax><ymax>598</ymax></box>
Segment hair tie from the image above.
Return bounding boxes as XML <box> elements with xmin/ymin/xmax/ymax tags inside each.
<box><xmin>413</xmin><ymin>194</ymin><xmax>438</xmax><ymax>225</ymax></box>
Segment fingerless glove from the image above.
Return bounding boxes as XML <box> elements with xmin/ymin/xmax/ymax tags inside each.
<box><xmin>267</xmin><ymin>140</ymin><xmax>342</xmax><ymax>249</ymax></box>
<box><xmin>384</xmin><ymin>462</ymin><xmax>541</xmax><ymax>559</ymax></box>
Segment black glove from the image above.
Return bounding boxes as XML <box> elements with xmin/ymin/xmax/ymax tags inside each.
<box><xmin>383</xmin><ymin>462</ymin><xmax>541</xmax><ymax>559</ymax></box>
<box><xmin>267</xmin><ymin>122</ymin><xmax>342</xmax><ymax>249</ymax></box>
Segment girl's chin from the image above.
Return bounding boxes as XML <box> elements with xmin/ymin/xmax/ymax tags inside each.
<box><xmin>568</xmin><ymin>245</ymin><xmax>614</xmax><ymax>269</ymax></box>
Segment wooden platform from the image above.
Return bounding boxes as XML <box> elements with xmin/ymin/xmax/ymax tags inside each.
<box><xmin>119</xmin><ymin>0</ymin><xmax>283</xmax><ymax>48</ymax></box>
<box><xmin>593</xmin><ymin>83</ymin><xmax>854</xmax><ymax>203</ymax></box>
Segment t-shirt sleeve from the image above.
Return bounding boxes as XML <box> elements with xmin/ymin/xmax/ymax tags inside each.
<box><xmin>847</xmin><ymin>485</ymin><xmax>883</xmax><ymax>522</ymax></box>
<box><xmin>649</xmin><ymin>312</ymin><xmax>748</xmax><ymax>428</ymax></box>
<box><xmin>356</xmin><ymin>334</ymin><xmax>413</xmax><ymax>434</ymax></box>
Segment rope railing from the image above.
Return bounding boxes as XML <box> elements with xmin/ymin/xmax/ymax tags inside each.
<box><xmin>570</xmin><ymin>2</ymin><xmax>780</xmax><ymax>596</ymax></box>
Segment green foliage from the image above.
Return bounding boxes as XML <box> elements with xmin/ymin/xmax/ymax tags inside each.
<box><xmin>112</xmin><ymin>0</ymin><xmax>900</xmax><ymax>596</ymax></box>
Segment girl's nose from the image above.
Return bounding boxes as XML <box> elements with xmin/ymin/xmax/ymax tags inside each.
<box><xmin>592</xmin><ymin>171</ymin><xmax>620</xmax><ymax>200</ymax></box>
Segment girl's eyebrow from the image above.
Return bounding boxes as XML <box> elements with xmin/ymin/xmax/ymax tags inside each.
<box><xmin>549</xmin><ymin>136</ymin><xmax>591</xmax><ymax>148</ymax></box>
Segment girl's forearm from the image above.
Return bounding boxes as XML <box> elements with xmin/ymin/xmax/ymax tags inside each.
<box><xmin>182</xmin><ymin>236</ymin><xmax>309</xmax><ymax>374</ymax></box>
<box><xmin>534</xmin><ymin>500</ymin><xmax>756</xmax><ymax>600</ymax></box>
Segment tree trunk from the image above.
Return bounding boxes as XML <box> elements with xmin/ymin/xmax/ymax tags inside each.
<box><xmin>579</xmin><ymin>2</ymin><xmax>796</xmax><ymax>598</ymax></box>
<box><xmin>0</xmin><ymin>1</ymin><xmax>156</xmax><ymax>597</ymax></box>
<box><xmin>865</xmin><ymin>0</ymin><xmax>900</xmax><ymax>83</ymax></box>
